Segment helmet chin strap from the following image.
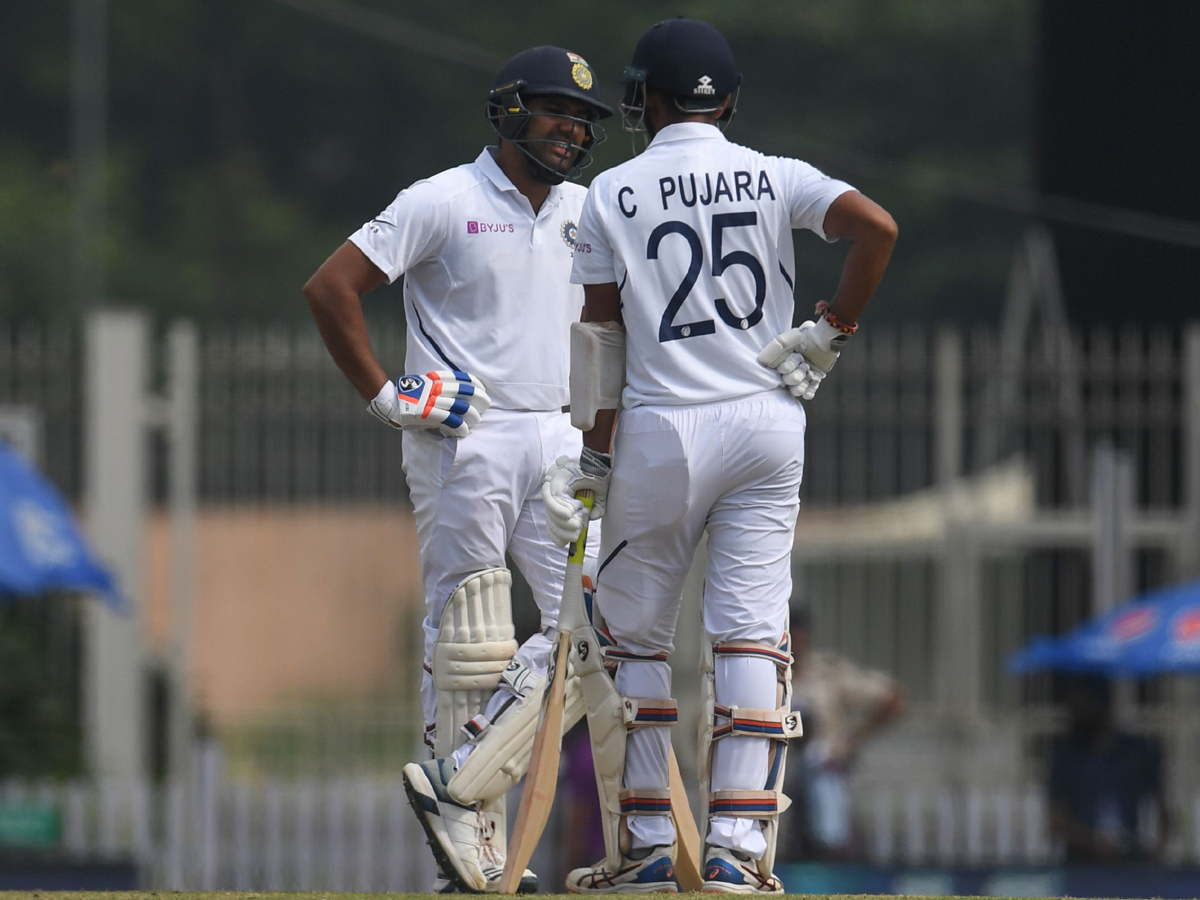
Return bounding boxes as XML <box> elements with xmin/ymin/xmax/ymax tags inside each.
<box><xmin>520</xmin><ymin>143</ymin><xmax>569</xmax><ymax>185</ymax></box>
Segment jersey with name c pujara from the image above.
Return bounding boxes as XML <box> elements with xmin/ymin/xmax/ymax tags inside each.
<box><xmin>570</xmin><ymin>122</ymin><xmax>854</xmax><ymax>409</ymax></box>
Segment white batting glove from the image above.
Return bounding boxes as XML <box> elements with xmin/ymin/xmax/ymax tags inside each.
<box><xmin>367</xmin><ymin>370</ymin><xmax>491</xmax><ymax>438</ymax></box>
<box><xmin>757</xmin><ymin>318</ymin><xmax>852</xmax><ymax>401</ymax></box>
<box><xmin>541</xmin><ymin>448</ymin><xmax>611</xmax><ymax>547</ymax></box>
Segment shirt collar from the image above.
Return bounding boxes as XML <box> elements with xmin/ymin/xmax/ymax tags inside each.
<box><xmin>475</xmin><ymin>146</ymin><xmax>519</xmax><ymax>193</ymax></box>
<box><xmin>474</xmin><ymin>146</ymin><xmax>564</xmax><ymax>213</ymax></box>
<box><xmin>648</xmin><ymin>122</ymin><xmax>728</xmax><ymax>147</ymax></box>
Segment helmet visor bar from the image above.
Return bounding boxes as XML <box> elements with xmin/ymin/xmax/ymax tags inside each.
<box><xmin>620</xmin><ymin>67</ymin><xmax>648</xmax><ymax>134</ymax></box>
<box><xmin>486</xmin><ymin>89</ymin><xmax>607</xmax><ymax>181</ymax></box>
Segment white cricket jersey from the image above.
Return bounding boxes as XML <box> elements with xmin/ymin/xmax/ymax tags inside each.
<box><xmin>350</xmin><ymin>147</ymin><xmax>586</xmax><ymax>411</ymax></box>
<box><xmin>570</xmin><ymin>122</ymin><xmax>854</xmax><ymax>408</ymax></box>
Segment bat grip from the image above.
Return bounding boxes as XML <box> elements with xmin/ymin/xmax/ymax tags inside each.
<box><xmin>567</xmin><ymin>489</ymin><xmax>594</xmax><ymax>565</ymax></box>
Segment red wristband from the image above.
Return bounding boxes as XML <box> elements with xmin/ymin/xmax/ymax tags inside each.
<box><xmin>815</xmin><ymin>301</ymin><xmax>858</xmax><ymax>335</ymax></box>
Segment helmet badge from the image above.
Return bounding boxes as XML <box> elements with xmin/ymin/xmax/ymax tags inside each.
<box><xmin>695</xmin><ymin>75</ymin><xmax>715</xmax><ymax>96</ymax></box>
<box><xmin>572</xmin><ymin>62</ymin><xmax>594</xmax><ymax>90</ymax></box>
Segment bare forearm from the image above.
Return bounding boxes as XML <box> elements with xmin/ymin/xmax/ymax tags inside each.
<box><xmin>306</xmin><ymin>285</ymin><xmax>388</xmax><ymax>401</ymax></box>
<box><xmin>827</xmin><ymin>227</ymin><xmax>896</xmax><ymax>326</ymax></box>
<box><xmin>584</xmin><ymin>409</ymin><xmax>618</xmax><ymax>454</ymax></box>
<box><xmin>821</xmin><ymin>191</ymin><xmax>898</xmax><ymax>327</ymax></box>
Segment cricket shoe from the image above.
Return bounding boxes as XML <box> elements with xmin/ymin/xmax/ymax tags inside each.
<box><xmin>700</xmin><ymin>846</ymin><xmax>783</xmax><ymax>893</ymax></box>
<box><xmin>431</xmin><ymin>861</ymin><xmax>458</xmax><ymax>893</ymax></box>
<box><xmin>565</xmin><ymin>845</ymin><xmax>678</xmax><ymax>893</ymax></box>
<box><xmin>430</xmin><ymin>870</ymin><xmax>537</xmax><ymax>894</ymax></box>
<box><xmin>403</xmin><ymin>758</ymin><xmax>537</xmax><ymax>893</ymax></box>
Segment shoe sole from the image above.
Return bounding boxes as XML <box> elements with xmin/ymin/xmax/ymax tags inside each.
<box><xmin>701</xmin><ymin>877</ymin><xmax>784</xmax><ymax>894</ymax></box>
<box><xmin>567</xmin><ymin>885</ymin><xmax>678</xmax><ymax>894</ymax></box>
<box><xmin>402</xmin><ymin>763</ymin><xmax>536</xmax><ymax>895</ymax></box>
<box><xmin>701</xmin><ymin>887</ymin><xmax>781</xmax><ymax>894</ymax></box>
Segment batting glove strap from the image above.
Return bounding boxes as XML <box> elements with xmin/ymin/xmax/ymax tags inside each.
<box><xmin>580</xmin><ymin>446</ymin><xmax>612</xmax><ymax>478</ymax></box>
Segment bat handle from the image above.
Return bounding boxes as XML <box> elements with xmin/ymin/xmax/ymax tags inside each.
<box><xmin>567</xmin><ymin>489</ymin><xmax>594</xmax><ymax>564</ymax></box>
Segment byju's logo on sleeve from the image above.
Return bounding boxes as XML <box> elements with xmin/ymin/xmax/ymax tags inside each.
<box><xmin>466</xmin><ymin>220</ymin><xmax>515</xmax><ymax>234</ymax></box>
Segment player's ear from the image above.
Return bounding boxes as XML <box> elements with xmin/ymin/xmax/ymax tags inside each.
<box><xmin>643</xmin><ymin>88</ymin><xmax>668</xmax><ymax>124</ymax></box>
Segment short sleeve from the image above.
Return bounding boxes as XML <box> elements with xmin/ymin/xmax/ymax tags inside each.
<box><xmin>570</xmin><ymin>179</ymin><xmax>618</xmax><ymax>285</ymax></box>
<box><xmin>348</xmin><ymin>180</ymin><xmax>448</xmax><ymax>284</ymax></box>
<box><xmin>771</xmin><ymin>157</ymin><xmax>856</xmax><ymax>242</ymax></box>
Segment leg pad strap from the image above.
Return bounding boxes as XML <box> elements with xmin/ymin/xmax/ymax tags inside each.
<box><xmin>619</xmin><ymin>788</ymin><xmax>673</xmax><ymax>817</ymax></box>
<box><xmin>713</xmin><ymin>705</ymin><xmax>803</xmax><ymax>740</ymax></box>
<box><xmin>701</xmin><ymin>634</ymin><xmax>797</xmax><ymax>881</ymax></box>
<box><xmin>708</xmin><ymin>790</ymin><xmax>781</xmax><ymax>817</ymax></box>
<box><xmin>624</xmin><ymin>697</ymin><xmax>678</xmax><ymax>729</ymax></box>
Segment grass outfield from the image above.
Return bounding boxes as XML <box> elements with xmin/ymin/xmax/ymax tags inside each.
<box><xmin>0</xmin><ymin>897</ymin><xmax>885</xmax><ymax>900</ymax></box>
<box><xmin>0</xmin><ymin>897</ymin><xmax>1051</xmax><ymax>900</ymax></box>
<box><xmin>0</xmin><ymin>895</ymin><xmax>996</xmax><ymax>900</ymax></box>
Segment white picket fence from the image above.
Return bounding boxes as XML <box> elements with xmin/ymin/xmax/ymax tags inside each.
<box><xmin>2</xmin><ymin>771</ymin><xmax>436</xmax><ymax>891</ymax></box>
<box><xmin>856</xmin><ymin>784</ymin><xmax>1200</xmax><ymax>867</ymax></box>
<box><xmin>9</xmin><ymin>769</ymin><xmax>1200</xmax><ymax>887</ymax></box>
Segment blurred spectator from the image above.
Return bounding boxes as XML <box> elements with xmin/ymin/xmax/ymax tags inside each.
<box><xmin>1047</xmin><ymin>675</ymin><xmax>1168</xmax><ymax>862</ymax></box>
<box><xmin>783</xmin><ymin>607</ymin><xmax>908</xmax><ymax>860</ymax></box>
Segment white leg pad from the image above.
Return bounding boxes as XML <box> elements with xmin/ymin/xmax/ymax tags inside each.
<box><xmin>446</xmin><ymin>656</ymin><xmax>586</xmax><ymax>805</ymax></box>
<box><xmin>576</xmin><ymin>629</ymin><xmax>679</xmax><ymax>871</ymax></box>
<box><xmin>432</xmin><ymin>567</ymin><xmax>518</xmax><ymax>757</ymax></box>
<box><xmin>700</xmin><ymin>636</ymin><xmax>798</xmax><ymax>881</ymax></box>
<box><xmin>431</xmin><ymin>568</ymin><xmax>518</xmax><ymax>863</ymax></box>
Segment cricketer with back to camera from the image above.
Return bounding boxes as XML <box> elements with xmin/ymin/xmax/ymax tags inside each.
<box><xmin>541</xmin><ymin>17</ymin><xmax>897</xmax><ymax>894</ymax></box>
<box><xmin>303</xmin><ymin>45</ymin><xmax>612</xmax><ymax>894</ymax></box>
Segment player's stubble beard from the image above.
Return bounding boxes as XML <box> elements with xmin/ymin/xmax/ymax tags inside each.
<box><xmin>524</xmin><ymin>144</ymin><xmax>572</xmax><ymax>185</ymax></box>
<box><xmin>523</xmin><ymin>113</ymin><xmax>585</xmax><ymax>185</ymax></box>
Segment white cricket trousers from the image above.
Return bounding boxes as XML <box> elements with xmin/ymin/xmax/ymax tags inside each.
<box><xmin>403</xmin><ymin>407</ymin><xmax>593</xmax><ymax>731</ymax></box>
<box><xmin>595</xmin><ymin>390</ymin><xmax>804</xmax><ymax>856</ymax></box>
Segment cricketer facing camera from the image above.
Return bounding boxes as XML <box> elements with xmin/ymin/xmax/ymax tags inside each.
<box><xmin>303</xmin><ymin>46</ymin><xmax>611</xmax><ymax>893</ymax></box>
<box><xmin>541</xmin><ymin>18</ymin><xmax>897</xmax><ymax>894</ymax></box>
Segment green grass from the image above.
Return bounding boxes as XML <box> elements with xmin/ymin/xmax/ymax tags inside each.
<box><xmin>0</xmin><ymin>893</ymin><xmax>1015</xmax><ymax>900</ymax></box>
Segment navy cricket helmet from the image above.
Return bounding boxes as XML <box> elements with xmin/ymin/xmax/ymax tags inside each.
<box><xmin>622</xmin><ymin>18</ymin><xmax>741</xmax><ymax>133</ymax></box>
<box><xmin>486</xmin><ymin>46</ymin><xmax>613</xmax><ymax>183</ymax></box>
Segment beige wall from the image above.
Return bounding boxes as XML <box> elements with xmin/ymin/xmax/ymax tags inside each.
<box><xmin>144</xmin><ymin>506</ymin><xmax>423</xmax><ymax>723</ymax></box>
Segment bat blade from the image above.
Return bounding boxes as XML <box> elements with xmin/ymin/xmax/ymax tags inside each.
<box><xmin>497</xmin><ymin>489</ymin><xmax>593</xmax><ymax>893</ymax></box>
<box><xmin>669</xmin><ymin>748</ymin><xmax>705</xmax><ymax>890</ymax></box>
<box><xmin>497</xmin><ymin>634</ymin><xmax>570</xmax><ymax>892</ymax></box>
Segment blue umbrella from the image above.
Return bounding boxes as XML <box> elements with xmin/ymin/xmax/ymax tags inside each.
<box><xmin>1008</xmin><ymin>579</ymin><xmax>1200</xmax><ymax>675</ymax></box>
<box><xmin>0</xmin><ymin>443</ymin><xmax>121</xmax><ymax>608</ymax></box>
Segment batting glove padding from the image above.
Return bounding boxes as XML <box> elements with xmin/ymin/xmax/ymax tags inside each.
<box><xmin>541</xmin><ymin>448</ymin><xmax>611</xmax><ymax>547</ymax></box>
<box><xmin>757</xmin><ymin>318</ymin><xmax>851</xmax><ymax>401</ymax></box>
<box><xmin>367</xmin><ymin>370</ymin><xmax>491</xmax><ymax>438</ymax></box>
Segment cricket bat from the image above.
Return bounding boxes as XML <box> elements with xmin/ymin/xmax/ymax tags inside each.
<box><xmin>669</xmin><ymin>748</ymin><xmax>705</xmax><ymax>890</ymax></box>
<box><xmin>497</xmin><ymin>490</ymin><xmax>594</xmax><ymax>893</ymax></box>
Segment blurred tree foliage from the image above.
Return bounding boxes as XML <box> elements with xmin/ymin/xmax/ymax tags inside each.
<box><xmin>0</xmin><ymin>599</ymin><xmax>83</xmax><ymax>778</ymax></box>
<box><xmin>2</xmin><ymin>0</ymin><xmax>1033</xmax><ymax>325</ymax></box>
